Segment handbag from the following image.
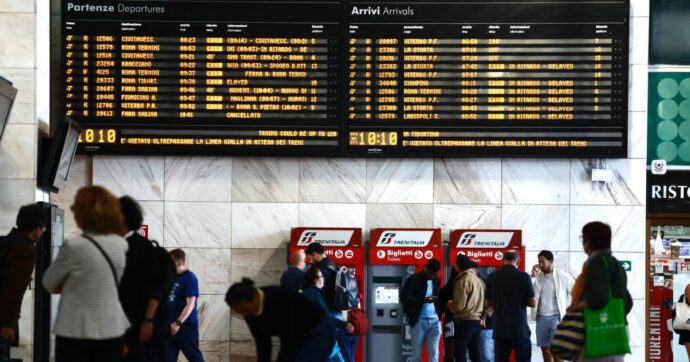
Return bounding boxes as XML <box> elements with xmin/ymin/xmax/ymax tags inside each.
<box><xmin>583</xmin><ymin>257</ymin><xmax>631</xmax><ymax>358</ymax></box>
<box><xmin>673</xmin><ymin>296</ymin><xmax>690</xmax><ymax>332</ymax></box>
<box><xmin>347</xmin><ymin>307</ymin><xmax>369</xmax><ymax>336</ymax></box>
<box><xmin>550</xmin><ymin>312</ymin><xmax>585</xmax><ymax>361</ymax></box>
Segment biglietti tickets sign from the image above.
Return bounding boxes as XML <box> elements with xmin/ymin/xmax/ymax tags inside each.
<box><xmin>450</xmin><ymin>229</ymin><xmax>522</xmax><ymax>267</ymax></box>
<box><xmin>647</xmin><ymin>170</ymin><xmax>690</xmax><ymax>213</ymax></box>
<box><xmin>369</xmin><ymin>228</ymin><xmax>443</xmax><ymax>264</ymax></box>
<box><xmin>289</xmin><ymin>227</ymin><xmax>363</xmax><ymax>265</ymax></box>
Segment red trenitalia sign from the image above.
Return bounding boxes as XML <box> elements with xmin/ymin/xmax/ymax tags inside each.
<box><xmin>369</xmin><ymin>228</ymin><xmax>443</xmax><ymax>264</ymax></box>
<box><xmin>290</xmin><ymin>227</ymin><xmax>363</xmax><ymax>265</ymax></box>
<box><xmin>450</xmin><ymin>230</ymin><xmax>522</xmax><ymax>267</ymax></box>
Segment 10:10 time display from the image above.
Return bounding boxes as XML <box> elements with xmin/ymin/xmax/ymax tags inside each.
<box><xmin>349</xmin><ymin>131</ymin><xmax>398</xmax><ymax>146</ymax></box>
<box><xmin>79</xmin><ymin>128</ymin><xmax>117</xmax><ymax>144</ymax></box>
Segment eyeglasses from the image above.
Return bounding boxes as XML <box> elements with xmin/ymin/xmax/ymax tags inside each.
<box><xmin>316</xmin><ymin>275</ymin><xmax>324</xmax><ymax>279</ymax></box>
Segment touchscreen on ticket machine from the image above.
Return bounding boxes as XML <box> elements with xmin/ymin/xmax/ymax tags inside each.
<box><xmin>367</xmin><ymin>228</ymin><xmax>444</xmax><ymax>362</ymax></box>
<box><xmin>289</xmin><ymin>227</ymin><xmax>366</xmax><ymax>362</ymax></box>
<box><xmin>449</xmin><ymin>229</ymin><xmax>525</xmax><ymax>279</ymax></box>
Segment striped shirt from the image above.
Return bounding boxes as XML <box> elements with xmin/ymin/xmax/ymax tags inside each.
<box><xmin>43</xmin><ymin>233</ymin><xmax>130</xmax><ymax>339</ymax></box>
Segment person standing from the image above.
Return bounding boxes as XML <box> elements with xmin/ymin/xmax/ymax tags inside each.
<box><xmin>0</xmin><ymin>204</ymin><xmax>48</xmax><ymax>359</ymax></box>
<box><xmin>226</xmin><ymin>278</ymin><xmax>338</xmax><ymax>362</ymax></box>
<box><xmin>402</xmin><ymin>259</ymin><xmax>442</xmax><ymax>362</ymax></box>
<box><xmin>439</xmin><ymin>267</ymin><xmax>459</xmax><ymax>362</ymax></box>
<box><xmin>447</xmin><ymin>254</ymin><xmax>485</xmax><ymax>362</ymax></box>
<box><xmin>118</xmin><ymin>196</ymin><xmax>172</xmax><ymax>362</ymax></box>
<box><xmin>530</xmin><ymin>250</ymin><xmax>574</xmax><ymax>362</ymax></box>
<box><xmin>306</xmin><ymin>242</ymin><xmax>358</xmax><ymax>362</ymax></box>
<box><xmin>568</xmin><ymin>221</ymin><xmax>632</xmax><ymax>362</ymax></box>
<box><xmin>302</xmin><ymin>267</ymin><xmax>348</xmax><ymax>362</ymax></box>
<box><xmin>280</xmin><ymin>249</ymin><xmax>307</xmax><ymax>292</ymax></box>
<box><xmin>166</xmin><ymin>249</ymin><xmax>204</xmax><ymax>362</ymax></box>
<box><xmin>676</xmin><ymin>284</ymin><xmax>690</xmax><ymax>359</ymax></box>
<box><xmin>42</xmin><ymin>186</ymin><xmax>130</xmax><ymax>362</ymax></box>
<box><xmin>485</xmin><ymin>251</ymin><xmax>536</xmax><ymax>362</ymax></box>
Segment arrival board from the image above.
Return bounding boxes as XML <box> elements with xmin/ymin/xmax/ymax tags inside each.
<box><xmin>60</xmin><ymin>0</ymin><xmax>629</xmax><ymax>157</ymax></box>
<box><xmin>345</xmin><ymin>0</ymin><xmax>629</xmax><ymax>156</ymax></box>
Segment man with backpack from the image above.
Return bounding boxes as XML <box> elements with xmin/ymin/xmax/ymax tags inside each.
<box><xmin>119</xmin><ymin>196</ymin><xmax>176</xmax><ymax>362</ymax></box>
<box><xmin>306</xmin><ymin>242</ymin><xmax>359</xmax><ymax>362</ymax></box>
<box><xmin>0</xmin><ymin>204</ymin><xmax>48</xmax><ymax>359</ymax></box>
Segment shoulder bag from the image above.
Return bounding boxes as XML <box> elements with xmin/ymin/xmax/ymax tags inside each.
<box><xmin>583</xmin><ymin>256</ymin><xmax>631</xmax><ymax>358</ymax></box>
<box><xmin>82</xmin><ymin>234</ymin><xmax>118</xmax><ymax>287</ymax></box>
<box><xmin>673</xmin><ymin>295</ymin><xmax>690</xmax><ymax>332</ymax></box>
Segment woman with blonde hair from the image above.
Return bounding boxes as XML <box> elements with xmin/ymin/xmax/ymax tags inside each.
<box><xmin>43</xmin><ymin>186</ymin><xmax>130</xmax><ymax>362</ymax></box>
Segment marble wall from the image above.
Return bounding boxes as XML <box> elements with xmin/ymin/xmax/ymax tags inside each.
<box><xmin>0</xmin><ymin>0</ymin><xmax>38</xmax><ymax>360</ymax></box>
<box><xmin>0</xmin><ymin>0</ymin><xmax>651</xmax><ymax>361</ymax></box>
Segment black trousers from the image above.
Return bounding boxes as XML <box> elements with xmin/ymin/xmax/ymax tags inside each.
<box><xmin>55</xmin><ymin>336</ymin><xmax>123</xmax><ymax>362</ymax></box>
<box><xmin>454</xmin><ymin>320</ymin><xmax>481</xmax><ymax>362</ymax></box>
<box><xmin>494</xmin><ymin>337</ymin><xmax>531</xmax><ymax>362</ymax></box>
<box><xmin>123</xmin><ymin>324</ymin><xmax>165</xmax><ymax>362</ymax></box>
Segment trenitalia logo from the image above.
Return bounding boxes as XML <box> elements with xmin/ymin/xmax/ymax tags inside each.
<box><xmin>460</xmin><ymin>233</ymin><xmax>476</xmax><ymax>246</ymax></box>
<box><xmin>299</xmin><ymin>232</ymin><xmax>317</xmax><ymax>244</ymax></box>
<box><xmin>296</xmin><ymin>230</ymin><xmax>354</xmax><ymax>246</ymax></box>
<box><xmin>456</xmin><ymin>232</ymin><xmax>513</xmax><ymax>248</ymax></box>
<box><xmin>376</xmin><ymin>231</ymin><xmax>433</xmax><ymax>247</ymax></box>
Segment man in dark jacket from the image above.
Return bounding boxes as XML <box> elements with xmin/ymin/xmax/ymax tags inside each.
<box><xmin>119</xmin><ymin>196</ymin><xmax>170</xmax><ymax>361</ymax></box>
<box><xmin>402</xmin><ymin>259</ymin><xmax>442</xmax><ymax>362</ymax></box>
<box><xmin>0</xmin><ymin>204</ymin><xmax>48</xmax><ymax>358</ymax></box>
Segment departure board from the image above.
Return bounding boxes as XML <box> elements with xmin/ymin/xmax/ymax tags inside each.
<box><xmin>59</xmin><ymin>0</ymin><xmax>629</xmax><ymax>157</ymax></box>
<box><xmin>346</xmin><ymin>0</ymin><xmax>629</xmax><ymax>156</ymax></box>
<box><xmin>62</xmin><ymin>1</ymin><xmax>342</xmax><ymax>155</ymax></box>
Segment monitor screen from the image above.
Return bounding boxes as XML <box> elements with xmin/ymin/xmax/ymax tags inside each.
<box><xmin>650</xmin><ymin>0</ymin><xmax>690</xmax><ymax>65</ymax></box>
<box><xmin>374</xmin><ymin>286</ymin><xmax>400</xmax><ymax>304</ymax></box>
<box><xmin>38</xmin><ymin>117</ymin><xmax>82</xmax><ymax>193</ymax></box>
<box><xmin>0</xmin><ymin>78</ymin><xmax>17</xmax><ymax>144</ymax></box>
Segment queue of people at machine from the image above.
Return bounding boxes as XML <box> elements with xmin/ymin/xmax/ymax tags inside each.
<box><xmin>228</xmin><ymin>221</ymin><xmax>633</xmax><ymax>362</ymax></box>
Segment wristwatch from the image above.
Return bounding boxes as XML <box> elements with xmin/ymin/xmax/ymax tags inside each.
<box><xmin>175</xmin><ymin>320</ymin><xmax>183</xmax><ymax>326</ymax></box>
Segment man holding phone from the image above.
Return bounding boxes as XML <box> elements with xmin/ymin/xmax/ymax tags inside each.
<box><xmin>402</xmin><ymin>259</ymin><xmax>442</xmax><ymax>362</ymax></box>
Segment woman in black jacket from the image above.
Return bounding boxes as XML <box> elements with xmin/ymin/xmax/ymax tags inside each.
<box><xmin>226</xmin><ymin>278</ymin><xmax>337</xmax><ymax>362</ymax></box>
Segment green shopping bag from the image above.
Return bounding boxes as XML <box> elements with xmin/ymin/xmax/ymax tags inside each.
<box><xmin>583</xmin><ymin>257</ymin><xmax>631</xmax><ymax>358</ymax></box>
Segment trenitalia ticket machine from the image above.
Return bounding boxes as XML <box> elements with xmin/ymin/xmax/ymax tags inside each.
<box><xmin>449</xmin><ymin>229</ymin><xmax>524</xmax><ymax>279</ymax></box>
<box><xmin>366</xmin><ymin>228</ymin><xmax>444</xmax><ymax>362</ymax></box>
<box><xmin>289</xmin><ymin>227</ymin><xmax>365</xmax><ymax>362</ymax></box>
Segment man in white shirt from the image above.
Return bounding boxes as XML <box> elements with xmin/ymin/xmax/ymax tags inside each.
<box><xmin>530</xmin><ymin>250</ymin><xmax>574</xmax><ymax>362</ymax></box>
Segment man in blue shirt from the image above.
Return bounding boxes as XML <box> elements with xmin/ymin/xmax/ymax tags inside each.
<box><xmin>280</xmin><ymin>249</ymin><xmax>306</xmax><ymax>292</ymax></box>
<box><xmin>401</xmin><ymin>259</ymin><xmax>442</xmax><ymax>362</ymax></box>
<box><xmin>166</xmin><ymin>249</ymin><xmax>204</xmax><ymax>362</ymax></box>
<box><xmin>485</xmin><ymin>251</ymin><xmax>536</xmax><ymax>362</ymax></box>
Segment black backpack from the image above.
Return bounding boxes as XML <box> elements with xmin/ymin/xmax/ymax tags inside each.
<box><xmin>327</xmin><ymin>264</ymin><xmax>360</xmax><ymax>310</ymax></box>
<box><xmin>151</xmin><ymin>239</ymin><xmax>176</xmax><ymax>302</ymax></box>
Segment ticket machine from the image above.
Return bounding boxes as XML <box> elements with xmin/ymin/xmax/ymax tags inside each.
<box><xmin>289</xmin><ymin>227</ymin><xmax>365</xmax><ymax>362</ymax></box>
<box><xmin>449</xmin><ymin>229</ymin><xmax>524</xmax><ymax>279</ymax></box>
<box><xmin>366</xmin><ymin>228</ymin><xmax>444</xmax><ymax>362</ymax></box>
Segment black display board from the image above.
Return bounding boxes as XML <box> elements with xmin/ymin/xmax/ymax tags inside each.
<box><xmin>60</xmin><ymin>0</ymin><xmax>629</xmax><ymax>157</ymax></box>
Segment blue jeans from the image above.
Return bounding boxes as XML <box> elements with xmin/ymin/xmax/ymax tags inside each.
<box><xmin>478</xmin><ymin>329</ymin><xmax>494</xmax><ymax>362</ymax></box>
<box><xmin>336</xmin><ymin>327</ymin><xmax>358</xmax><ymax>362</ymax></box>
<box><xmin>295</xmin><ymin>314</ymin><xmax>337</xmax><ymax>362</ymax></box>
<box><xmin>410</xmin><ymin>315</ymin><xmax>441</xmax><ymax>362</ymax></box>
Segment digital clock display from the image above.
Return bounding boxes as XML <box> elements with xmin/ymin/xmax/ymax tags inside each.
<box><xmin>58</xmin><ymin>0</ymin><xmax>629</xmax><ymax>157</ymax></box>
